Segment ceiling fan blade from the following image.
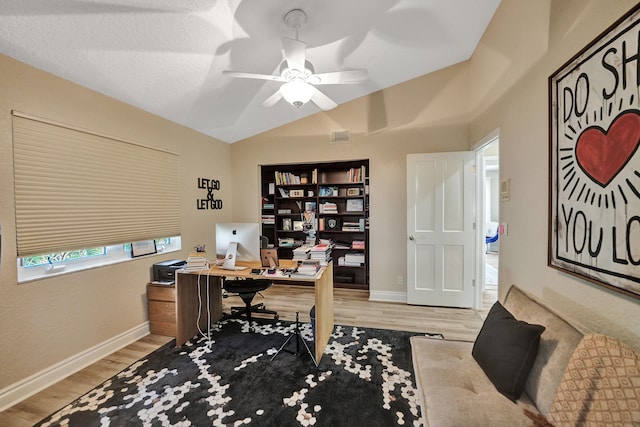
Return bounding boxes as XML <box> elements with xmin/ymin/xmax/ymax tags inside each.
<box><xmin>282</xmin><ymin>37</ymin><xmax>306</xmax><ymax>71</ymax></box>
<box><xmin>223</xmin><ymin>70</ymin><xmax>285</xmax><ymax>82</ymax></box>
<box><xmin>309</xmin><ymin>86</ymin><xmax>338</xmax><ymax>111</ymax></box>
<box><xmin>262</xmin><ymin>90</ymin><xmax>283</xmax><ymax>107</ymax></box>
<box><xmin>312</xmin><ymin>69</ymin><xmax>368</xmax><ymax>85</ymax></box>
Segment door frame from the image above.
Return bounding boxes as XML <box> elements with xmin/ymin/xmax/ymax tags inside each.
<box><xmin>472</xmin><ymin>129</ymin><xmax>500</xmax><ymax>308</ymax></box>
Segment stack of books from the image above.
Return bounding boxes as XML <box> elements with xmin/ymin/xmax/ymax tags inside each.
<box><xmin>295</xmin><ymin>259</ymin><xmax>321</xmax><ymax>276</ymax></box>
<box><xmin>184</xmin><ymin>253</ymin><xmax>209</xmax><ymax>271</ymax></box>
<box><xmin>261</xmin><ymin>214</ymin><xmax>275</xmax><ymax>224</ymax></box>
<box><xmin>309</xmin><ymin>243</ymin><xmax>332</xmax><ymax>265</ymax></box>
<box><xmin>342</xmin><ymin>221</ymin><xmax>361</xmax><ymax>231</ymax></box>
<box><xmin>319</xmin><ymin>202</ymin><xmax>338</xmax><ymax>214</ymax></box>
<box><xmin>293</xmin><ymin>246</ymin><xmax>311</xmax><ymax>260</ymax></box>
<box><xmin>339</xmin><ymin>252</ymin><xmax>364</xmax><ymax>267</ymax></box>
<box><xmin>352</xmin><ymin>240</ymin><xmax>365</xmax><ymax>250</ymax></box>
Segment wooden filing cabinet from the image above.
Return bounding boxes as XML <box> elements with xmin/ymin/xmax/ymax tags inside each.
<box><xmin>147</xmin><ymin>283</ymin><xmax>176</xmax><ymax>337</ymax></box>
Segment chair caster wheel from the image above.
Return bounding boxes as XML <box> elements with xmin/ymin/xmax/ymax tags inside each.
<box><xmin>274</xmin><ymin>315</ymin><xmax>279</xmax><ymax>320</ymax></box>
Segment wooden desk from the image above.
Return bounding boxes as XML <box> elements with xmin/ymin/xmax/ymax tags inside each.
<box><xmin>175</xmin><ymin>260</ymin><xmax>334</xmax><ymax>363</ymax></box>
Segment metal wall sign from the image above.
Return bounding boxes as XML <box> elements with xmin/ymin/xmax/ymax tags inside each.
<box><xmin>549</xmin><ymin>4</ymin><xmax>640</xmax><ymax>299</ymax></box>
<box><xmin>197</xmin><ymin>178</ymin><xmax>222</xmax><ymax>210</ymax></box>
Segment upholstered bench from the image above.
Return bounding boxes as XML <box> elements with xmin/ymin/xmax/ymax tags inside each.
<box><xmin>411</xmin><ymin>285</ymin><xmax>640</xmax><ymax>426</ymax></box>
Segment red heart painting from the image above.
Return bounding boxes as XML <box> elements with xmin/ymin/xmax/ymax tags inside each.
<box><xmin>575</xmin><ymin>110</ymin><xmax>640</xmax><ymax>187</ymax></box>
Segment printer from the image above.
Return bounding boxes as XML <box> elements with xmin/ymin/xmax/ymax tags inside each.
<box><xmin>152</xmin><ymin>259</ymin><xmax>186</xmax><ymax>282</ymax></box>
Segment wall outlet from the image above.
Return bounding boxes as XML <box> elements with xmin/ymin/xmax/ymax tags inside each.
<box><xmin>397</xmin><ymin>275</ymin><xmax>404</xmax><ymax>285</ymax></box>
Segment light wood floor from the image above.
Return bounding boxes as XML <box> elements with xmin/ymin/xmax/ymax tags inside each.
<box><xmin>1</xmin><ymin>284</ymin><xmax>497</xmax><ymax>426</ymax></box>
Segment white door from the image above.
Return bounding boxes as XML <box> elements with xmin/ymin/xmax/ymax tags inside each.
<box><xmin>407</xmin><ymin>152</ymin><xmax>476</xmax><ymax>307</ymax></box>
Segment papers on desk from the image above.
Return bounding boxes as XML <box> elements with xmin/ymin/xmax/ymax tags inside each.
<box><xmin>260</xmin><ymin>266</ymin><xmax>322</xmax><ymax>280</ymax></box>
<box><xmin>288</xmin><ymin>270</ymin><xmax>322</xmax><ymax>280</ymax></box>
<box><xmin>262</xmin><ymin>269</ymin><xmax>289</xmax><ymax>278</ymax></box>
<box><xmin>151</xmin><ymin>280</ymin><xmax>174</xmax><ymax>285</ymax></box>
<box><xmin>220</xmin><ymin>265</ymin><xmax>248</xmax><ymax>271</ymax></box>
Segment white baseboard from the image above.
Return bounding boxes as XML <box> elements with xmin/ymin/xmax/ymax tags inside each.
<box><xmin>369</xmin><ymin>290</ymin><xmax>407</xmax><ymax>303</ymax></box>
<box><xmin>0</xmin><ymin>322</ymin><xmax>150</xmax><ymax>412</ymax></box>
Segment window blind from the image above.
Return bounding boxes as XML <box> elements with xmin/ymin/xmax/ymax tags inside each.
<box><xmin>12</xmin><ymin>112</ymin><xmax>181</xmax><ymax>257</ymax></box>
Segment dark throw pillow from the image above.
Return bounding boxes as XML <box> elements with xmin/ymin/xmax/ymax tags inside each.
<box><xmin>472</xmin><ymin>301</ymin><xmax>546</xmax><ymax>401</ymax></box>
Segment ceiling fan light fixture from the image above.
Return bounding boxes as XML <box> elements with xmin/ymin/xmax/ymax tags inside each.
<box><xmin>280</xmin><ymin>80</ymin><xmax>313</xmax><ymax>108</ymax></box>
<box><xmin>224</xmin><ymin>7</ymin><xmax>367</xmax><ymax>111</ymax></box>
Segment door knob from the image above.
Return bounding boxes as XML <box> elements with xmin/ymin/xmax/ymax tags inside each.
<box><xmin>409</xmin><ymin>235</ymin><xmax>415</xmax><ymax>240</ymax></box>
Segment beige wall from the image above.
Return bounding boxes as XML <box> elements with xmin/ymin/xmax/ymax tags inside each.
<box><xmin>0</xmin><ymin>54</ymin><xmax>231</xmax><ymax>389</ymax></box>
<box><xmin>232</xmin><ymin>0</ymin><xmax>640</xmax><ymax>349</ymax></box>
<box><xmin>231</xmin><ymin>62</ymin><xmax>471</xmax><ymax>298</ymax></box>
<box><xmin>2</xmin><ymin>0</ymin><xmax>639</xmax><ymax>399</ymax></box>
<box><xmin>469</xmin><ymin>0</ymin><xmax>640</xmax><ymax>349</ymax></box>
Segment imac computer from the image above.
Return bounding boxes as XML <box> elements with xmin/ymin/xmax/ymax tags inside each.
<box><xmin>215</xmin><ymin>223</ymin><xmax>261</xmax><ymax>270</ymax></box>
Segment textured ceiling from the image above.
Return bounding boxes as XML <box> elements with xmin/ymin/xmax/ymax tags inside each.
<box><xmin>0</xmin><ymin>0</ymin><xmax>500</xmax><ymax>143</ymax></box>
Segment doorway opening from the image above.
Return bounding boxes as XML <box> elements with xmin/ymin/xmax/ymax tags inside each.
<box><xmin>475</xmin><ymin>136</ymin><xmax>499</xmax><ymax>310</ymax></box>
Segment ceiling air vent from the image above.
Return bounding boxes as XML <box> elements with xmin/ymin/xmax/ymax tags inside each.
<box><xmin>330</xmin><ymin>129</ymin><xmax>351</xmax><ymax>144</ymax></box>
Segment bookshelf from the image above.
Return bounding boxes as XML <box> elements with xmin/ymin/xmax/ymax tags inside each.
<box><xmin>261</xmin><ymin>160</ymin><xmax>369</xmax><ymax>290</ymax></box>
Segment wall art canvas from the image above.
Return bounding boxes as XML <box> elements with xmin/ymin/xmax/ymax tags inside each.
<box><xmin>549</xmin><ymin>5</ymin><xmax>640</xmax><ymax>299</ymax></box>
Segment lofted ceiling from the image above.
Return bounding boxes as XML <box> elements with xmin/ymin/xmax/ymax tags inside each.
<box><xmin>0</xmin><ymin>0</ymin><xmax>500</xmax><ymax>143</ymax></box>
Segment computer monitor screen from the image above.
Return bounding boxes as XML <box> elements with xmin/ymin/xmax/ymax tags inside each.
<box><xmin>215</xmin><ymin>222</ymin><xmax>261</xmax><ymax>263</ymax></box>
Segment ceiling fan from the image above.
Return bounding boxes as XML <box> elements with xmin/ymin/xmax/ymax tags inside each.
<box><xmin>223</xmin><ymin>9</ymin><xmax>368</xmax><ymax>110</ymax></box>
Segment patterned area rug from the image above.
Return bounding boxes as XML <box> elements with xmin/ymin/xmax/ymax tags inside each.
<box><xmin>36</xmin><ymin>319</ymin><xmax>439</xmax><ymax>426</ymax></box>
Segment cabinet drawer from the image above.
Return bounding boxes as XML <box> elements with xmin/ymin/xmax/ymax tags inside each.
<box><xmin>147</xmin><ymin>284</ymin><xmax>175</xmax><ymax>302</ymax></box>
<box><xmin>148</xmin><ymin>301</ymin><xmax>176</xmax><ymax>323</ymax></box>
<box><xmin>150</xmin><ymin>321</ymin><xmax>176</xmax><ymax>337</ymax></box>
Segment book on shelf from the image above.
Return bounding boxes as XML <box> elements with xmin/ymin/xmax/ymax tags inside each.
<box><xmin>338</xmin><ymin>256</ymin><xmax>362</xmax><ymax>267</ymax></box>
<box><xmin>347</xmin><ymin>166</ymin><xmax>366</xmax><ymax>183</ymax></box>
<box><xmin>275</xmin><ymin>169</ymin><xmax>317</xmax><ymax>185</ymax></box>
<box><xmin>319</xmin><ymin>202</ymin><xmax>338</xmax><ymax>214</ymax></box>
<box><xmin>334</xmin><ymin>241</ymin><xmax>351</xmax><ymax>249</ymax></box>
<box><xmin>278</xmin><ymin>187</ymin><xmax>289</xmax><ymax>198</ymax></box>
<box><xmin>261</xmin><ymin>214</ymin><xmax>275</xmax><ymax>224</ymax></box>
<box><xmin>345</xmin><ymin>252</ymin><xmax>365</xmax><ymax>264</ymax></box>
<box><xmin>352</xmin><ymin>240</ymin><xmax>366</xmax><ymax>250</ymax></box>
<box><xmin>342</xmin><ymin>221</ymin><xmax>361</xmax><ymax>231</ymax></box>
<box><xmin>324</xmin><ymin>217</ymin><xmax>341</xmax><ymax>231</ymax></box>
<box><xmin>275</xmin><ymin>171</ymin><xmax>300</xmax><ymax>185</ymax></box>
<box><xmin>319</xmin><ymin>186</ymin><xmax>338</xmax><ymax>197</ymax></box>
<box><xmin>278</xmin><ymin>237</ymin><xmax>295</xmax><ymax>247</ymax></box>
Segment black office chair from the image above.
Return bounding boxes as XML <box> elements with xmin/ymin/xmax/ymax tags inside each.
<box><xmin>223</xmin><ymin>278</ymin><xmax>279</xmax><ymax>329</ymax></box>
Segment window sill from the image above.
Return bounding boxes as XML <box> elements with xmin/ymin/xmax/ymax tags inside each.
<box><xmin>18</xmin><ymin>246</ymin><xmax>181</xmax><ymax>284</ymax></box>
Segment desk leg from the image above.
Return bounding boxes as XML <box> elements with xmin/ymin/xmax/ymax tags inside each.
<box><xmin>314</xmin><ymin>263</ymin><xmax>334</xmax><ymax>362</ymax></box>
<box><xmin>175</xmin><ymin>273</ymin><xmax>223</xmax><ymax>346</ymax></box>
